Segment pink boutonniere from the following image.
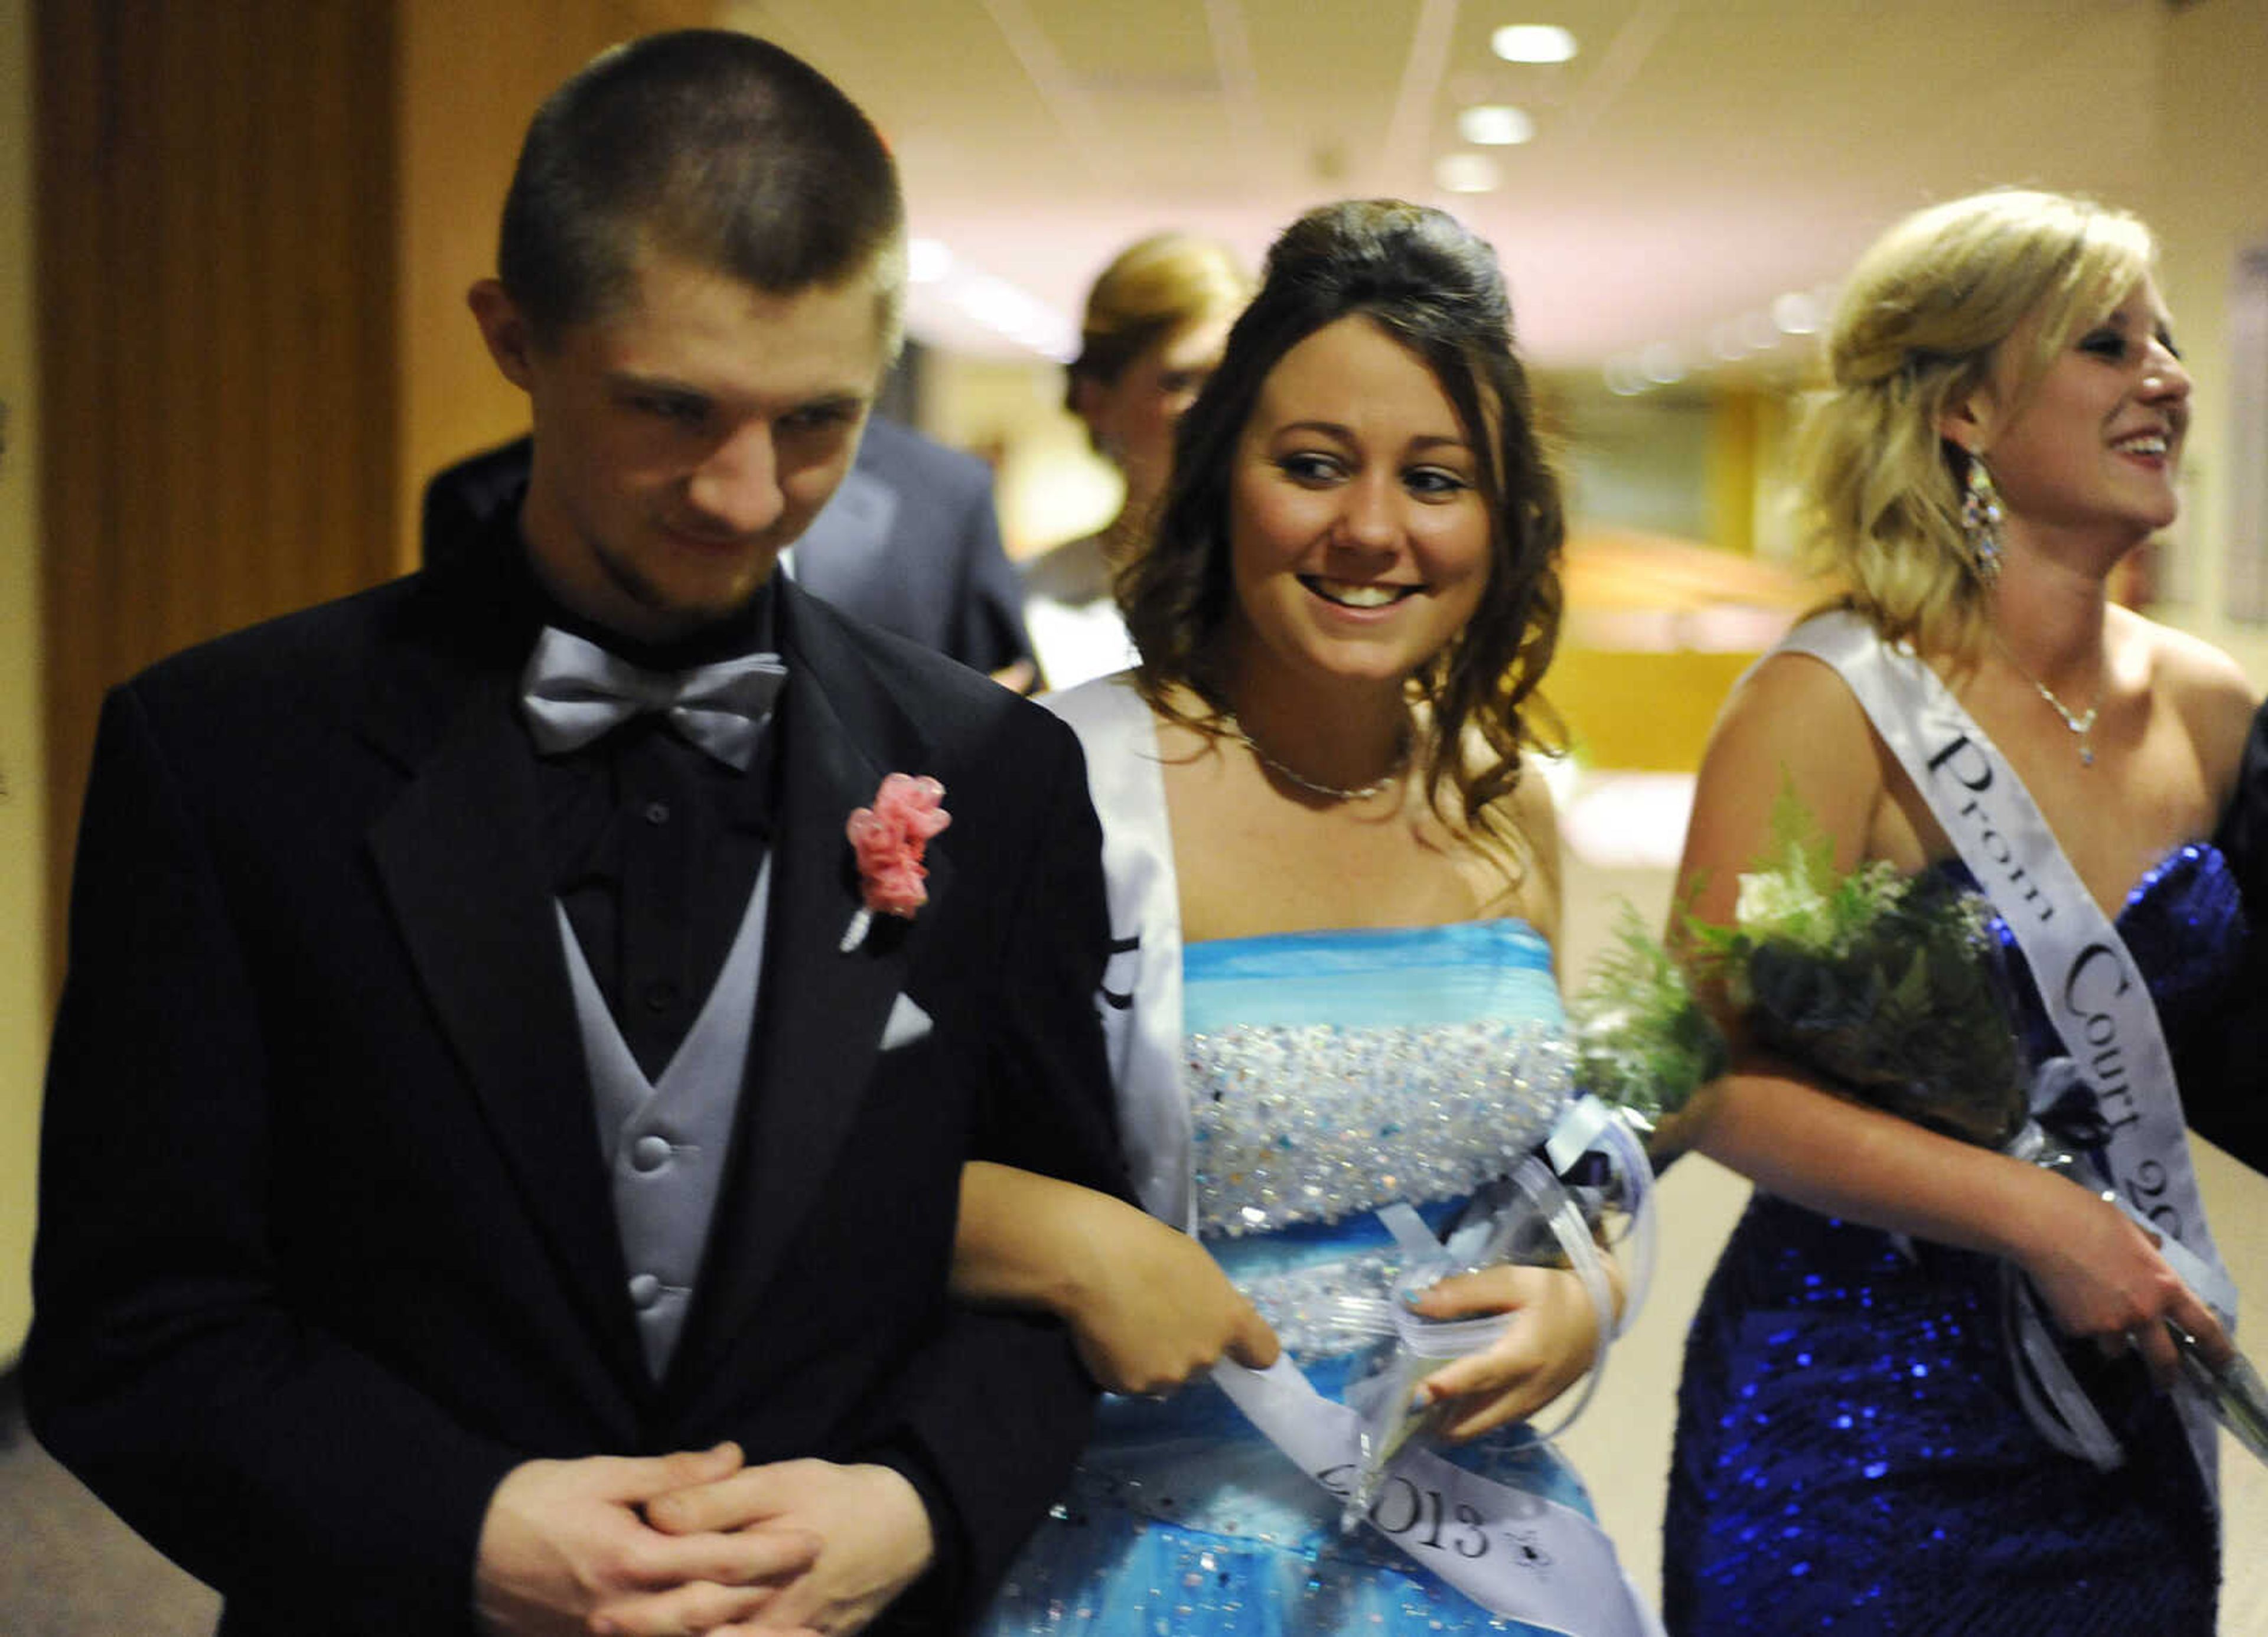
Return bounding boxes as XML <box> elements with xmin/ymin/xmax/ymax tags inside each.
<box><xmin>839</xmin><ymin>773</ymin><xmax>951</xmax><ymax>952</ymax></box>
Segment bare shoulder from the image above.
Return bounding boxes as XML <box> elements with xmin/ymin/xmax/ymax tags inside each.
<box><xmin>1682</xmin><ymin>647</ymin><xmax>1889</xmax><ymax>919</ymax></box>
<box><xmin>1507</xmin><ymin>751</ymin><xmax>1561</xmax><ymax>837</ymax></box>
<box><xmin>1504</xmin><ymin>755</ymin><xmax>1563</xmax><ymax>918</ymax></box>
<box><xmin>1696</xmin><ymin>648</ymin><xmax>1881</xmax><ymax>807</ymax></box>
<box><xmin>2124</xmin><ymin>604</ymin><xmax>2251</xmax><ymax>698</ymax></box>
<box><xmin>1715</xmin><ymin>647</ymin><xmax>1871</xmax><ymax>738</ymax></box>
<box><xmin>2120</xmin><ymin>606</ymin><xmax>2260</xmax><ymax>796</ymax></box>
<box><xmin>1448</xmin><ymin>733</ymin><xmax>1561</xmax><ymax>941</ymax></box>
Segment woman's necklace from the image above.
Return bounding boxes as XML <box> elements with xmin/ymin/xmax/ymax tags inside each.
<box><xmin>1224</xmin><ymin>711</ymin><xmax>1412</xmax><ymax>802</ymax></box>
<box><xmin>1999</xmin><ymin>644</ymin><xmax>2102</xmax><ymax>767</ymax></box>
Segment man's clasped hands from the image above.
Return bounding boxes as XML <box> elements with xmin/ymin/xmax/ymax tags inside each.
<box><xmin>475</xmin><ymin>1446</ymin><xmax>934</xmax><ymax>1637</ymax></box>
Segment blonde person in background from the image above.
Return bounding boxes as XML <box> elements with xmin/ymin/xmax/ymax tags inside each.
<box><xmin>1662</xmin><ymin>188</ymin><xmax>2251</xmax><ymax>1634</ymax></box>
<box><xmin>1022</xmin><ymin>231</ymin><xmax>1250</xmax><ymax>690</ymax></box>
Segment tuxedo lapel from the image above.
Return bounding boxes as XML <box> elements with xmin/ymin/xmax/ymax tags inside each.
<box><xmin>669</xmin><ymin>584</ymin><xmax>954</xmax><ymax>1389</ymax></box>
<box><xmin>366</xmin><ymin>670</ymin><xmax>648</xmax><ymax>1393</ymax></box>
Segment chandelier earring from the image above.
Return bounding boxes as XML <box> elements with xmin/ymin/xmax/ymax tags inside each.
<box><xmin>1960</xmin><ymin>455</ymin><xmax>2005</xmax><ymax>586</ymax></box>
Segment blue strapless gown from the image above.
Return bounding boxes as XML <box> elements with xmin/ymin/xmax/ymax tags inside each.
<box><xmin>1663</xmin><ymin>844</ymin><xmax>2247</xmax><ymax>1633</ymax></box>
<box><xmin>979</xmin><ymin>921</ymin><xmax>1599</xmax><ymax>1636</ymax></box>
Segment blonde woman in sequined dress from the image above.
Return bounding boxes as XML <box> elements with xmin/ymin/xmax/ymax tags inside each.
<box><xmin>1662</xmin><ymin>189</ymin><xmax>2250</xmax><ymax>1633</ymax></box>
<box><xmin>953</xmin><ymin>200</ymin><xmax>1647</xmax><ymax>1637</ymax></box>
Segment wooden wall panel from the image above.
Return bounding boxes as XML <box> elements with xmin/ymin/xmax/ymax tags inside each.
<box><xmin>396</xmin><ymin>0</ymin><xmax>715</xmax><ymax>572</ymax></box>
<box><xmin>37</xmin><ymin>0</ymin><xmax>725</xmax><ymax>971</ymax></box>
<box><xmin>38</xmin><ymin>0</ymin><xmax>401</xmax><ymax>967</ymax></box>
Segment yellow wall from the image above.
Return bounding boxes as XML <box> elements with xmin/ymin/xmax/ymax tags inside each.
<box><xmin>923</xmin><ymin>349</ymin><xmax>1117</xmax><ymax>560</ymax></box>
<box><xmin>1</xmin><ymin>0</ymin><xmax>44</xmax><ymax>1362</ymax></box>
<box><xmin>1545</xmin><ymin>648</ymin><xmax>1756</xmax><ymax>773</ymax></box>
<box><xmin>1705</xmin><ymin>388</ymin><xmax>1762</xmax><ymax>561</ymax></box>
<box><xmin>2152</xmin><ymin>0</ymin><xmax>2268</xmax><ymax>688</ymax></box>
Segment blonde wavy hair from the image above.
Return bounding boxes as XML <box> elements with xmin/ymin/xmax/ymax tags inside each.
<box><xmin>1064</xmin><ymin>233</ymin><xmax>1252</xmax><ymax>428</ymax></box>
<box><xmin>1797</xmin><ymin>188</ymin><xmax>2156</xmax><ymax>657</ymax></box>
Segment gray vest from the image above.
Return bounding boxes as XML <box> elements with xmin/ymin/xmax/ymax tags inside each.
<box><xmin>555</xmin><ymin>858</ymin><xmax>771</xmax><ymax>1378</ymax></box>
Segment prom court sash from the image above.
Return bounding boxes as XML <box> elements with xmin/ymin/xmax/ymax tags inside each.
<box><xmin>1781</xmin><ymin>611</ymin><xmax>2235</xmax><ymax>1491</ymax></box>
<box><xmin>1039</xmin><ymin>674</ymin><xmax>1193</xmax><ymax>1228</ymax></box>
<box><xmin>1213</xmin><ymin>1340</ymin><xmax>1661</xmax><ymax>1637</ymax></box>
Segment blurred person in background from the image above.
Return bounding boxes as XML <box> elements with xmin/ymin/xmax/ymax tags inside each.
<box><xmin>1022</xmin><ymin>231</ymin><xmax>1249</xmax><ymax>690</ymax></box>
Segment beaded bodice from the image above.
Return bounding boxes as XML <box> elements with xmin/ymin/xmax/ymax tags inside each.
<box><xmin>1179</xmin><ymin>921</ymin><xmax>1573</xmax><ymax>1359</ymax></box>
<box><xmin>1187</xmin><ymin>1016</ymin><xmax>1571</xmax><ymax>1240</ymax></box>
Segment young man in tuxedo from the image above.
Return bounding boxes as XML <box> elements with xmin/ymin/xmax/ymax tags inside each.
<box><xmin>27</xmin><ymin>32</ymin><xmax>1122</xmax><ymax>1637</ymax></box>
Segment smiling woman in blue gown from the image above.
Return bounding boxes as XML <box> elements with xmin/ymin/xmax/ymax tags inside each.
<box><xmin>950</xmin><ymin>200</ymin><xmax>1656</xmax><ymax>1636</ymax></box>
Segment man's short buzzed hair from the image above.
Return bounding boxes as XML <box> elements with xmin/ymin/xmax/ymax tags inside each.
<box><xmin>498</xmin><ymin>30</ymin><xmax>905</xmax><ymax>349</ymax></box>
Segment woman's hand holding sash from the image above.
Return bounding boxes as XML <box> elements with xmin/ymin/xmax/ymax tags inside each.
<box><xmin>1331</xmin><ymin>915</ymin><xmax>1721</xmax><ymax>1526</ymax></box>
<box><xmin>1210</xmin><ymin>1093</ymin><xmax>1667</xmax><ymax>1637</ymax></box>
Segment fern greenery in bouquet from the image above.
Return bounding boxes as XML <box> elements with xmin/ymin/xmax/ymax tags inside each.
<box><xmin>1567</xmin><ymin>903</ymin><xmax>1731</xmax><ymax>1163</ymax></box>
<box><xmin>1684</xmin><ymin>792</ymin><xmax>2026</xmax><ymax>1149</ymax></box>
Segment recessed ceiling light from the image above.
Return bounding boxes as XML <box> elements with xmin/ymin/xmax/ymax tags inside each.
<box><xmin>1458</xmin><ymin>105</ymin><xmax>1535</xmax><ymax>146</ymax></box>
<box><xmin>1492</xmin><ymin>25</ymin><xmax>1578</xmax><ymax>64</ymax></box>
<box><xmin>931</xmin><ymin>266</ymin><xmax>1078</xmax><ymax>360</ymax></box>
<box><xmin>1641</xmin><ymin>342</ymin><xmax>1686</xmax><ymax>385</ymax></box>
<box><xmin>1436</xmin><ymin>152</ymin><xmax>1501</xmax><ymax>193</ymax></box>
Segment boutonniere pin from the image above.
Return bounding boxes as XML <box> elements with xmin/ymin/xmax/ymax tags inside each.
<box><xmin>839</xmin><ymin>773</ymin><xmax>952</xmax><ymax>953</ymax></box>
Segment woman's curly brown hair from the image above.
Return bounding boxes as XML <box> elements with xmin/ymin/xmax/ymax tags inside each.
<box><xmin>1118</xmin><ymin>198</ymin><xmax>1565</xmax><ymax>849</ymax></box>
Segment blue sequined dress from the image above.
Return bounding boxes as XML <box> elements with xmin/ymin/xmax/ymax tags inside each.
<box><xmin>980</xmin><ymin>920</ymin><xmax>1598</xmax><ymax>1636</ymax></box>
<box><xmin>1663</xmin><ymin>844</ymin><xmax>2246</xmax><ymax>1633</ymax></box>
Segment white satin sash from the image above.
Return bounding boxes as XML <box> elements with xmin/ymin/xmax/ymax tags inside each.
<box><xmin>1781</xmin><ymin>611</ymin><xmax>2234</xmax><ymax>1491</ymax></box>
<box><xmin>1211</xmin><ymin>1346</ymin><xmax>1661</xmax><ymax>1637</ymax></box>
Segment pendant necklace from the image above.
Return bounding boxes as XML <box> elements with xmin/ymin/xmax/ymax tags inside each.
<box><xmin>2000</xmin><ymin>645</ymin><xmax>2102</xmax><ymax>767</ymax></box>
<box><xmin>1225</xmin><ymin>712</ymin><xmax>1412</xmax><ymax>802</ymax></box>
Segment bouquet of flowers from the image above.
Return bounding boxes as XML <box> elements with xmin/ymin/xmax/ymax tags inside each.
<box><xmin>1338</xmin><ymin>912</ymin><xmax>1729</xmax><ymax>1528</ymax></box>
<box><xmin>1690</xmin><ymin>791</ymin><xmax>2268</xmax><ymax>1468</ymax></box>
<box><xmin>1688</xmin><ymin>797</ymin><xmax>2027</xmax><ymax>1146</ymax></box>
<box><xmin>1570</xmin><ymin>902</ymin><xmax>1733</xmax><ymax>1162</ymax></box>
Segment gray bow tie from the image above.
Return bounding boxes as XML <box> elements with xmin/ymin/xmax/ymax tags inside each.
<box><xmin>520</xmin><ymin>626</ymin><xmax>787</xmax><ymax>771</ymax></box>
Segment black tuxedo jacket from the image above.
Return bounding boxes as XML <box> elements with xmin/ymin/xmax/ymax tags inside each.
<box><xmin>423</xmin><ymin>418</ymin><xmax>1034</xmax><ymax>677</ymax></box>
<box><xmin>25</xmin><ymin>555</ymin><xmax>1125</xmax><ymax>1634</ymax></box>
<box><xmin>2207</xmin><ymin>705</ymin><xmax>2268</xmax><ymax>1174</ymax></box>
